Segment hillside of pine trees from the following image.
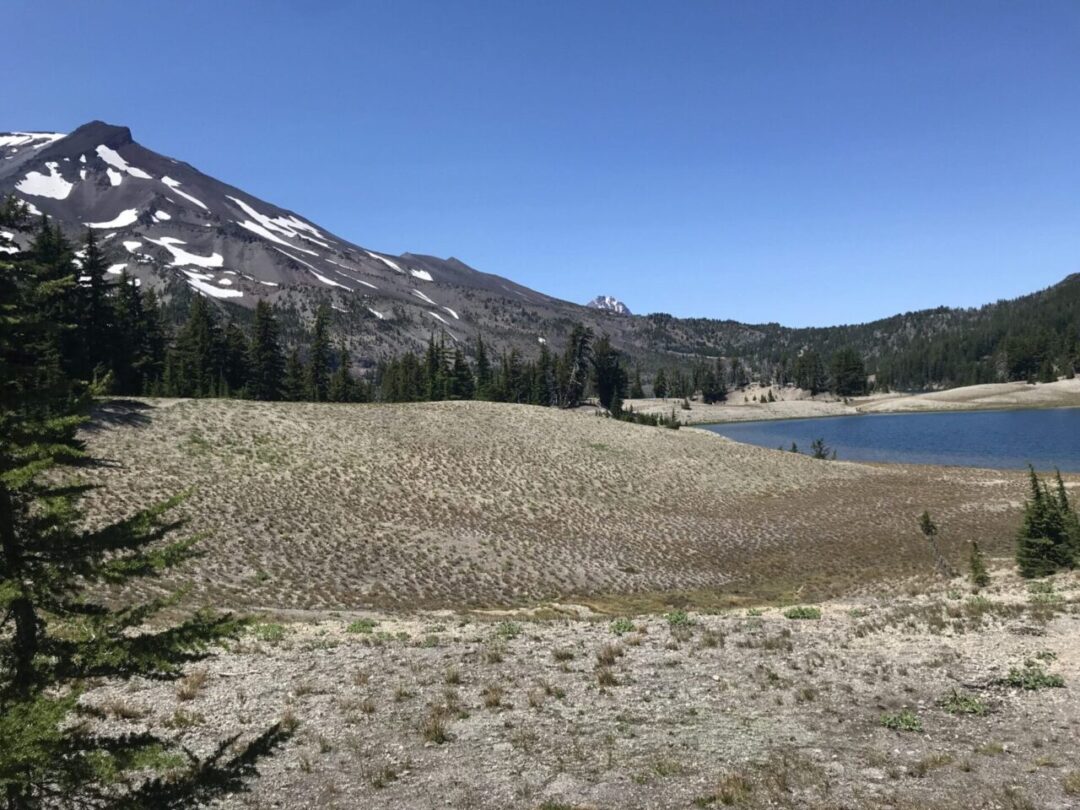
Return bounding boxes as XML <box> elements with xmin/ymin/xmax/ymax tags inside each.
<box><xmin>3</xmin><ymin>194</ymin><xmax>1077</xmax><ymax>403</ymax></box>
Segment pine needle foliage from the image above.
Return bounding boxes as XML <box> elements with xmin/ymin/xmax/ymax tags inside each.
<box><xmin>0</xmin><ymin>232</ymin><xmax>289</xmax><ymax>808</ymax></box>
<box><xmin>1015</xmin><ymin>466</ymin><xmax>1080</xmax><ymax>578</ymax></box>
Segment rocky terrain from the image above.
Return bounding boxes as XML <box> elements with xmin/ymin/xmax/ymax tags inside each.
<box><xmin>81</xmin><ymin>566</ymin><xmax>1080</xmax><ymax>809</ymax></box>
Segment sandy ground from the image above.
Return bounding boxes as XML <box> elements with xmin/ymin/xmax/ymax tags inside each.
<box><xmin>82</xmin><ymin>567</ymin><xmax>1080</xmax><ymax>809</ymax></box>
<box><xmin>625</xmin><ymin>378</ymin><xmax>1080</xmax><ymax>426</ymax></box>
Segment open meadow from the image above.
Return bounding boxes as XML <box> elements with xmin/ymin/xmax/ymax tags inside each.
<box><xmin>79</xmin><ymin>398</ymin><xmax>1050</xmax><ymax>612</ymax></box>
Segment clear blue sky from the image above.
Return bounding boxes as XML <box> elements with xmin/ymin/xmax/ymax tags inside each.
<box><xmin>4</xmin><ymin>1</ymin><xmax>1079</xmax><ymax>327</ymax></box>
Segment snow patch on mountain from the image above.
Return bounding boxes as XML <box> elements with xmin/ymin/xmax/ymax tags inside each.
<box><xmin>95</xmin><ymin>145</ymin><xmax>151</xmax><ymax>180</ymax></box>
<box><xmin>161</xmin><ymin>176</ymin><xmax>208</xmax><ymax>210</ymax></box>
<box><xmin>85</xmin><ymin>208</ymin><xmax>139</xmax><ymax>229</ymax></box>
<box><xmin>16</xmin><ymin>162</ymin><xmax>73</xmax><ymax>199</ymax></box>
<box><xmin>146</xmin><ymin>235</ymin><xmax>223</xmax><ymax>268</ymax></box>
<box><xmin>0</xmin><ymin>132</ymin><xmax>65</xmax><ymax>150</ymax></box>
<box><xmin>366</xmin><ymin>251</ymin><xmax>404</xmax><ymax>273</ymax></box>
<box><xmin>272</xmin><ymin>246</ymin><xmax>348</xmax><ymax>289</ymax></box>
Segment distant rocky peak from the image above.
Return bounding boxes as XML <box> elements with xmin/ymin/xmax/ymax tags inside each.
<box><xmin>586</xmin><ymin>295</ymin><xmax>631</xmax><ymax>315</ymax></box>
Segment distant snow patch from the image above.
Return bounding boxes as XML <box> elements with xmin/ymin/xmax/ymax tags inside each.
<box><xmin>161</xmin><ymin>176</ymin><xmax>209</xmax><ymax>210</ymax></box>
<box><xmin>107</xmin><ymin>168</ymin><xmax>123</xmax><ymax>186</ymax></box>
<box><xmin>272</xmin><ymin>247</ymin><xmax>349</xmax><ymax>289</ymax></box>
<box><xmin>146</xmin><ymin>236</ymin><xmax>223</xmax><ymax>268</ymax></box>
<box><xmin>106</xmin><ymin>263</ymin><xmax>127</xmax><ymax>275</ymax></box>
<box><xmin>95</xmin><ymin>145</ymin><xmax>151</xmax><ymax>179</ymax></box>
<box><xmin>367</xmin><ymin>307</ymin><xmax>385</xmax><ymax>320</ymax></box>
<box><xmin>186</xmin><ymin>276</ymin><xmax>242</xmax><ymax>299</ymax></box>
<box><xmin>442</xmin><ymin>306</ymin><xmax>459</xmax><ymax>320</ymax></box>
<box><xmin>85</xmin><ymin>208</ymin><xmax>139</xmax><ymax>229</ymax></box>
<box><xmin>122</xmin><ymin>240</ymin><xmax>142</xmax><ymax>252</ymax></box>
<box><xmin>19</xmin><ymin>199</ymin><xmax>43</xmax><ymax>217</ymax></box>
<box><xmin>16</xmin><ymin>162</ymin><xmax>73</xmax><ymax>199</ymax></box>
<box><xmin>236</xmin><ymin>219</ymin><xmax>313</xmax><ymax>252</ymax></box>
<box><xmin>153</xmin><ymin>210</ymin><xmax>171</xmax><ymax>221</ymax></box>
<box><xmin>79</xmin><ymin>169</ymin><xmax>87</xmax><ymax>180</ymax></box>
<box><xmin>365</xmin><ymin>251</ymin><xmax>403</xmax><ymax>273</ymax></box>
<box><xmin>227</xmin><ymin>196</ymin><xmax>322</xmax><ymax>251</ymax></box>
<box><xmin>79</xmin><ymin>154</ymin><xmax>86</xmax><ymax>163</ymax></box>
<box><xmin>410</xmin><ymin>268</ymin><xmax>433</xmax><ymax>282</ymax></box>
<box><xmin>411</xmin><ymin>289</ymin><xmax>437</xmax><ymax>306</ymax></box>
<box><xmin>0</xmin><ymin>133</ymin><xmax>65</xmax><ymax>150</ymax></box>
<box><xmin>217</xmin><ymin>278</ymin><xmax>233</xmax><ymax>286</ymax></box>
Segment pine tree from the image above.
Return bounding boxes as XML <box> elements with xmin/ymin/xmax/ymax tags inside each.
<box><xmin>793</xmin><ymin>350</ymin><xmax>827</xmax><ymax>395</ymax></box>
<box><xmin>79</xmin><ymin>230</ymin><xmax>113</xmax><ymax>385</ymax></box>
<box><xmin>629</xmin><ymin>367</ymin><xmax>645</xmax><ymax>399</ymax></box>
<box><xmin>283</xmin><ymin>348</ymin><xmax>306</xmax><ymax>402</ymax></box>
<box><xmin>558</xmin><ymin>325</ymin><xmax>593</xmax><ymax>408</ymax></box>
<box><xmin>167</xmin><ymin>295</ymin><xmax>223</xmax><ymax>397</ymax></box>
<box><xmin>0</xmin><ymin>246</ymin><xmax>288</xmax><ymax>806</ymax></box>
<box><xmin>223</xmin><ymin>321</ymin><xmax>250</xmax><ymax>397</ymax></box>
<box><xmin>306</xmin><ymin>306</ymin><xmax>331</xmax><ymax>402</ymax></box>
<box><xmin>653</xmin><ymin>368</ymin><xmax>668</xmax><ymax>399</ymax></box>
<box><xmin>591</xmin><ymin>335</ymin><xmax>627</xmax><ymax>415</ymax></box>
<box><xmin>829</xmin><ymin>347</ymin><xmax>867</xmax><ymax>396</ymax></box>
<box><xmin>247</xmin><ymin>301</ymin><xmax>285</xmax><ymax>401</ymax></box>
<box><xmin>449</xmin><ymin>348</ymin><xmax>475</xmax><ymax>400</ymax></box>
<box><xmin>112</xmin><ymin>272</ymin><xmax>146</xmax><ymax>395</ymax></box>
<box><xmin>328</xmin><ymin>341</ymin><xmax>354</xmax><ymax>402</ymax></box>
<box><xmin>1015</xmin><ymin>467</ymin><xmax>1078</xmax><ymax>578</ymax></box>
<box><xmin>474</xmin><ymin>335</ymin><xmax>493</xmax><ymax>400</ymax></box>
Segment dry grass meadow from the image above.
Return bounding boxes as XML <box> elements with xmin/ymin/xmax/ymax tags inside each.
<box><xmin>72</xmin><ymin>398</ymin><xmax>1080</xmax><ymax>808</ymax></box>
<box><xmin>79</xmin><ymin>398</ymin><xmax>1046</xmax><ymax>613</ymax></box>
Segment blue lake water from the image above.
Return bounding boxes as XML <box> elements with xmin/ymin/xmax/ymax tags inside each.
<box><xmin>699</xmin><ymin>408</ymin><xmax>1080</xmax><ymax>471</ymax></box>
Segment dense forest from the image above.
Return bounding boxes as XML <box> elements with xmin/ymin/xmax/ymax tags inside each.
<box><xmin>639</xmin><ymin>274</ymin><xmax>1080</xmax><ymax>390</ymax></box>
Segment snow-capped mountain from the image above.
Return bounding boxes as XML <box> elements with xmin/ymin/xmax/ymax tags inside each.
<box><xmin>586</xmin><ymin>295</ymin><xmax>631</xmax><ymax>316</ymax></box>
<box><xmin>0</xmin><ymin>120</ymin><xmax>586</xmax><ymax>357</ymax></box>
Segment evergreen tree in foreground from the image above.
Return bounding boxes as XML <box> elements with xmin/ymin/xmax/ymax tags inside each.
<box><xmin>0</xmin><ymin>245</ymin><xmax>288</xmax><ymax>807</ymax></box>
<box><xmin>1016</xmin><ymin>467</ymin><xmax>1080</xmax><ymax>578</ymax></box>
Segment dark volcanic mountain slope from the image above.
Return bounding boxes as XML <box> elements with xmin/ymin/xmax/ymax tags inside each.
<box><xmin>3</xmin><ymin>121</ymin><xmax>1077</xmax><ymax>386</ymax></box>
<box><xmin>0</xmin><ymin>121</ymin><xmax>588</xmax><ymax>359</ymax></box>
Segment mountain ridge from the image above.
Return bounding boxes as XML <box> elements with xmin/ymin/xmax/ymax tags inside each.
<box><xmin>2</xmin><ymin>121</ymin><xmax>1077</xmax><ymax>389</ymax></box>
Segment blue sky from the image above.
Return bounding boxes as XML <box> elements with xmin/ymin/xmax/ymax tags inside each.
<box><xmin>4</xmin><ymin>1</ymin><xmax>1079</xmax><ymax>326</ymax></box>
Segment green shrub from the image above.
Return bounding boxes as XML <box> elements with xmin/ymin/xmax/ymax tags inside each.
<box><xmin>610</xmin><ymin>617</ymin><xmax>635</xmax><ymax>636</ymax></box>
<box><xmin>346</xmin><ymin>619</ymin><xmax>378</xmax><ymax>634</ymax></box>
<box><xmin>783</xmin><ymin>606</ymin><xmax>821</xmax><ymax>620</ymax></box>
<box><xmin>494</xmin><ymin>621</ymin><xmax>522</xmax><ymax>640</ymax></box>
<box><xmin>940</xmin><ymin>689</ymin><xmax>986</xmax><ymax>716</ymax></box>
<box><xmin>1002</xmin><ymin>663</ymin><xmax>1064</xmax><ymax>690</ymax></box>
<box><xmin>880</xmin><ymin>710</ymin><xmax>922</xmax><ymax>732</ymax></box>
<box><xmin>252</xmin><ymin>623</ymin><xmax>286</xmax><ymax>643</ymax></box>
<box><xmin>665</xmin><ymin>609</ymin><xmax>692</xmax><ymax>627</ymax></box>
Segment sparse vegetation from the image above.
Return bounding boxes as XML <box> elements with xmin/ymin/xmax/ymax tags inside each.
<box><xmin>880</xmin><ymin>709</ymin><xmax>922</xmax><ymax>732</ymax></box>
